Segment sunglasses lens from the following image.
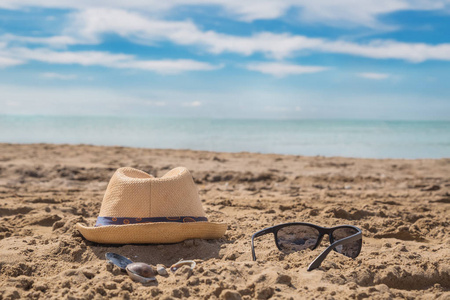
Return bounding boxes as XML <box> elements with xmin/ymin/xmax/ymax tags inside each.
<box><xmin>332</xmin><ymin>228</ymin><xmax>361</xmax><ymax>258</ymax></box>
<box><xmin>277</xmin><ymin>225</ymin><xmax>320</xmax><ymax>252</ymax></box>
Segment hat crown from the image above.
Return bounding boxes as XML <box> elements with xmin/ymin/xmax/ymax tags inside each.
<box><xmin>99</xmin><ymin>167</ymin><xmax>205</xmax><ymax>218</ymax></box>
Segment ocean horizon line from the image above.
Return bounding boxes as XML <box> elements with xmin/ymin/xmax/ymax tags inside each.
<box><xmin>1</xmin><ymin>115</ymin><xmax>449</xmax><ymax>159</ymax></box>
<box><xmin>1</xmin><ymin>114</ymin><xmax>450</xmax><ymax>122</ymax></box>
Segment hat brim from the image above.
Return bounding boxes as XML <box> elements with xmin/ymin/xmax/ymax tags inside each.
<box><xmin>76</xmin><ymin>221</ymin><xmax>227</xmax><ymax>244</ymax></box>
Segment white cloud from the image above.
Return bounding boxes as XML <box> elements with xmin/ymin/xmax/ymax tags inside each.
<box><xmin>0</xmin><ymin>0</ymin><xmax>448</xmax><ymax>28</ymax></box>
<box><xmin>182</xmin><ymin>101</ymin><xmax>202</xmax><ymax>107</ymax></box>
<box><xmin>119</xmin><ymin>60</ymin><xmax>221</xmax><ymax>74</ymax></box>
<box><xmin>10</xmin><ymin>47</ymin><xmax>135</xmax><ymax>65</ymax></box>
<box><xmin>40</xmin><ymin>72</ymin><xmax>78</xmax><ymax>80</ymax></box>
<box><xmin>64</xmin><ymin>9</ymin><xmax>325</xmax><ymax>59</ymax></box>
<box><xmin>319</xmin><ymin>39</ymin><xmax>450</xmax><ymax>63</ymax></box>
<box><xmin>0</xmin><ymin>46</ymin><xmax>221</xmax><ymax>74</ymax></box>
<box><xmin>61</xmin><ymin>9</ymin><xmax>450</xmax><ymax>62</ymax></box>
<box><xmin>0</xmin><ymin>6</ymin><xmax>450</xmax><ymax>73</ymax></box>
<box><xmin>0</xmin><ymin>56</ymin><xmax>24</xmax><ymax>67</ymax></box>
<box><xmin>65</xmin><ymin>8</ymin><xmax>197</xmax><ymax>45</ymax></box>
<box><xmin>1</xmin><ymin>34</ymin><xmax>78</xmax><ymax>48</ymax></box>
<box><xmin>358</xmin><ymin>72</ymin><xmax>390</xmax><ymax>80</ymax></box>
<box><xmin>246</xmin><ymin>62</ymin><xmax>328</xmax><ymax>77</ymax></box>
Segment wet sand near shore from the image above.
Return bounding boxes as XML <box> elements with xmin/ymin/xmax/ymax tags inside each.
<box><xmin>0</xmin><ymin>143</ymin><xmax>449</xmax><ymax>299</ymax></box>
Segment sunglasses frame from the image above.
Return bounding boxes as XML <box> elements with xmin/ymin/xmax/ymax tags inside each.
<box><xmin>251</xmin><ymin>222</ymin><xmax>362</xmax><ymax>271</ymax></box>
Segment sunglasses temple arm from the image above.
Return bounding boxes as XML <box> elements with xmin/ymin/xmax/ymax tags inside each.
<box><xmin>251</xmin><ymin>235</ymin><xmax>257</xmax><ymax>261</ymax></box>
<box><xmin>251</xmin><ymin>228</ymin><xmax>274</xmax><ymax>261</ymax></box>
<box><xmin>307</xmin><ymin>231</ymin><xmax>362</xmax><ymax>271</ymax></box>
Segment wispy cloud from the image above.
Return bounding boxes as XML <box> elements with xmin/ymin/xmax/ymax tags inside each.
<box><xmin>1</xmin><ymin>8</ymin><xmax>450</xmax><ymax>65</ymax></box>
<box><xmin>0</xmin><ymin>2</ymin><xmax>448</xmax><ymax>121</ymax></box>
<box><xmin>182</xmin><ymin>101</ymin><xmax>202</xmax><ymax>107</ymax></box>
<box><xmin>65</xmin><ymin>9</ymin><xmax>322</xmax><ymax>59</ymax></box>
<box><xmin>60</xmin><ymin>9</ymin><xmax>450</xmax><ymax>62</ymax></box>
<box><xmin>358</xmin><ymin>72</ymin><xmax>390</xmax><ymax>80</ymax></box>
<box><xmin>123</xmin><ymin>60</ymin><xmax>222</xmax><ymax>74</ymax></box>
<box><xmin>0</xmin><ymin>46</ymin><xmax>221</xmax><ymax>74</ymax></box>
<box><xmin>246</xmin><ymin>62</ymin><xmax>329</xmax><ymax>77</ymax></box>
<box><xmin>0</xmin><ymin>56</ymin><xmax>24</xmax><ymax>67</ymax></box>
<box><xmin>40</xmin><ymin>72</ymin><xmax>78</xmax><ymax>80</ymax></box>
<box><xmin>1</xmin><ymin>34</ymin><xmax>78</xmax><ymax>48</ymax></box>
<box><xmin>1</xmin><ymin>0</ymin><xmax>448</xmax><ymax>28</ymax></box>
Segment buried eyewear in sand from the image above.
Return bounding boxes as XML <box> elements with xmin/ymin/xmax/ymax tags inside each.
<box><xmin>251</xmin><ymin>223</ymin><xmax>362</xmax><ymax>271</ymax></box>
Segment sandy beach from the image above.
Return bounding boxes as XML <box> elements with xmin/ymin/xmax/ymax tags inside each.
<box><xmin>0</xmin><ymin>143</ymin><xmax>448</xmax><ymax>299</ymax></box>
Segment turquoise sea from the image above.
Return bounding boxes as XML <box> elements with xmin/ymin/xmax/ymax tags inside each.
<box><xmin>0</xmin><ymin>115</ymin><xmax>449</xmax><ymax>159</ymax></box>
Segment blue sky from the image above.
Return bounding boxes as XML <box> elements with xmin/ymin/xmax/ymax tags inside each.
<box><xmin>0</xmin><ymin>1</ymin><xmax>449</xmax><ymax>120</ymax></box>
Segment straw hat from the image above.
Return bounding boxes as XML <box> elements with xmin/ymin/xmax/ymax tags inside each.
<box><xmin>76</xmin><ymin>167</ymin><xmax>227</xmax><ymax>244</ymax></box>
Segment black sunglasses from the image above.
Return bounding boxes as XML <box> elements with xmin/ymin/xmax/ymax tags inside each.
<box><xmin>251</xmin><ymin>222</ymin><xmax>362</xmax><ymax>271</ymax></box>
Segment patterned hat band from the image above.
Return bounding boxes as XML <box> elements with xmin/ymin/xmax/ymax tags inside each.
<box><xmin>95</xmin><ymin>216</ymin><xmax>208</xmax><ymax>227</ymax></box>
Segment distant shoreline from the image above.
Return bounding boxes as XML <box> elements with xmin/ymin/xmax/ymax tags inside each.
<box><xmin>0</xmin><ymin>142</ymin><xmax>449</xmax><ymax>161</ymax></box>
